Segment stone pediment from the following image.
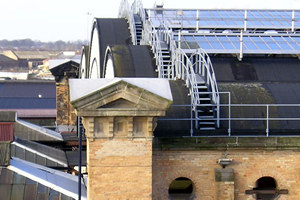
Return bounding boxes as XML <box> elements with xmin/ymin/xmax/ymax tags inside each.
<box><xmin>69</xmin><ymin>78</ymin><xmax>173</xmax><ymax>117</ymax></box>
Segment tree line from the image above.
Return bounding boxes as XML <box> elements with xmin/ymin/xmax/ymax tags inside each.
<box><xmin>0</xmin><ymin>39</ymin><xmax>87</xmax><ymax>51</ymax></box>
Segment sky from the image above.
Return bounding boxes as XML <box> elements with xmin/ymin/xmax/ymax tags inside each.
<box><xmin>0</xmin><ymin>0</ymin><xmax>299</xmax><ymax>42</ymax></box>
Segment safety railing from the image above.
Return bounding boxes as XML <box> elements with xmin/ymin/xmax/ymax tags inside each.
<box><xmin>118</xmin><ymin>0</ymin><xmax>138</xmax><ymax>45</ymax></box>
<box><xmin>189</xmin><ymin>49</ymin><xmax>220</xmax><ymax>125</ymax></box>
<box><xmin>160</xmin><ymin>92</ymin><xmax>300</xmax><ymax>137</ymax></box>
<box><xmin>120</xmin><ymin>0</ymin><xmax>221</xmax><ymax>130</ymax></box>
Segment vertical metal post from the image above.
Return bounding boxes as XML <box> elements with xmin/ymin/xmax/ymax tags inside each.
<box><xmin>178</xmin><ymin>30</ymin><xmax>181</xmax><ymax>49</ymax></box>
<box><xmin>196</xmin><ymin>10</ymin><xmax>199</xmax><ymax>32</ymax></box>
<box><xmin>78</xmin><ymin>116</ymin><xmax>82</xmax><ymax>200</ymax></box>
<box><xmin>228</xmin><ymin>93</ymin><xmax>231</xmax><ymax>136</ymax></box>
<box><xmin>191</xmin><ymin>102</ymin><xmax>194</xmax><ymax>137</ymax></box>
<box><xmin>244</xmin><ymin>10</ymin><xmax>247</xmax><ymax>32</ymax></box>
<box><xmin>239</xmin><ymin>31</ymin><xmax>243</xmax><ymax>61</ymax></box>
<box><xmin>292</xmin><ymin>10</ymin><xmax>295</xmax><ymax>32</ymax></box>
<box><xmin>266</xmin><ymin>105</ymin><xmax>269</xmax><ymax>137</ymax></box>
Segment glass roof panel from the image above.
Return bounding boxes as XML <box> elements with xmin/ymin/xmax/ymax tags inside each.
<box><xmin>205</xmin><ymin>36</ymin><xmax>224</xmax><ymax>49</ymax></box>
<box><xmin>262</xmin><ymin>37</ymin><xmax>281</xmax><ymax>50</ymax></box>
<box><xmin>284</xmin><ymin>37</ymin><xmax>300</xmax><ymax>50</ymax></box>
<box><xmin>243</xmin><ymin>37</ymin><xmax>258</xmax><ymax>50</ymax></box>
<box><xmin>176</xmin><ymin>33</ymin><xmax>300</xmax><ymax>54</ymax></box>
<box><xmin>148</xmin><ymin>9</ymin><xmax>297</xmax><ymax>29</ymax></box>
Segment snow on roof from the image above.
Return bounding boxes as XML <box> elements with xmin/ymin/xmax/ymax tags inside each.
<box><xmin>69</xmin><ymin>78</ymin><xmax>173</xmax><ymax>102</ymax></box>
<box><xmin>49</xmin><ymin>59</ymin><xmax>80</xmax><ymax>69</ymax></box>
<box><xmin>17</xmin><ymin>119</ymin><xmax>63</xmax><ymax>141</ymax></box>
<box><xmin>8</xmin><ymin>157</ymin><xmax>87</xmax><ymax>200</ymax></box>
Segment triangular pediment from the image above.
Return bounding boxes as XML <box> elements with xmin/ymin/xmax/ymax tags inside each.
<box><xmin>98</xmin><ymin>98</ymin><xmax>136</xmax><ymax>109</ymax></box>
<box><xmin>69</xmin><ymin>78</ymin><xmax>173</xmax><ymax>116</ymax></box>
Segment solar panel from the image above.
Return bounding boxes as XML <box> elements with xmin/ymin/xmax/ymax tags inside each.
<box><xmin>147</xmin><ymin>9</ymin><xmax>299</xmax><ymax>30</ymax></box>
<box><xmin>175</xmin><ymin>34</ymin><xmax>300</xmax><ymax>54</ymax></box>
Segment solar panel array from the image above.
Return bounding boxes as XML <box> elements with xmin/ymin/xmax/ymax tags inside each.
<box><xmin>147</xmin><ymin>9</ymin><xmax>300</xmax><ymax>55</ymax></box>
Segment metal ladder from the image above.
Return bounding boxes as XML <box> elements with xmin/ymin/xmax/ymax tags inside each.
<box><xmin>194</xmin><ymin>74</ymin><xmax>216</xmax><ymax>131</ymax></box>
<box><xmin>133</xmin><ymin>14</ymin><xmax>143</xmax><ymax>45</ymax></box>
<box><xmin>160</xmin><ymin>42</ymin><xmax>172</xmax><ymax>78</ymax></box>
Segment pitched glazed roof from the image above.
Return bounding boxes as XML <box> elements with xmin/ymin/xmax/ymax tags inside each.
<box><xmin>3</xmin><ymin>157</ymin><xmax>87</xmax><ymax>200</ymax></box>
<box><xmin>11</xmin><ymin>138</ymin><xmax>68</xmax><ymax>167</ymax></box>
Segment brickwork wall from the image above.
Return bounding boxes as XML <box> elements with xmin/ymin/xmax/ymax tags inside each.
<box><xmin>216</xmin><ymin>182</ymin><xmax>234</xmax><ymax>200</ymax></box>
<box><xmin>56</xmin><ymin>81</ymin><xmax>76</xmax><ymax>126</ymax></box>
<box><xmin>87</xmin><ymin>138</ymin><xmax>153</xmax><ymax>200</ymax></box>
<box><xmin>153</xmin><ymin>149</ymin><xmax>300</xmax><ymax>200</ymax></box>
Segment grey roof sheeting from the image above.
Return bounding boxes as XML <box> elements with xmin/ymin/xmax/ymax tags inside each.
<box><xmin>11</xmin><ymin>137</ymin><xmax>68</xmax><ymax>167</ymax></box>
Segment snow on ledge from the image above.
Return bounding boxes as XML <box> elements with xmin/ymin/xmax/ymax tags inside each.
<box><xmin>69</xmin><ymin>78</ymin><xmax>173</xmax><ymax>102</ymax></box>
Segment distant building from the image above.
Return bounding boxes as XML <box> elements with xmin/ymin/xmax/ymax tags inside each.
<box><xmin>3</xmin><ymin>50</ymin><xmax>60</xmax><ymax>70</ymax></box>
<box><xmin>0</xmin><ymin>80</ymin><xmax>56</xmax><ymax>126</ymax></box>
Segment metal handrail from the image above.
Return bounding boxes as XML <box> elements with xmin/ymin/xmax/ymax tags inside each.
<box><xmin>121</xmin><ymin>0</ymin><xmax>221</xmax><ymax>129</ymax></box>
<box><xmin>118</xmin><ymin>0</ymin><xmax>138</xmax><ymax>45</ymax></box>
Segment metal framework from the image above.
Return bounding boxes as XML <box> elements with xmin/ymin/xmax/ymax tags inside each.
<box><xmin>119</xmin><ymin>0</ymin><xmax>300</xmax><ymax>135</ymax></box>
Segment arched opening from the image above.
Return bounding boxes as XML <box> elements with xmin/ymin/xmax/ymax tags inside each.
<box><xmin>168</xmin><ymin>177</ymin><xmax>194</xmax><ymax>200</ymax></box>
<box><xmin>255</xmin><ymin>176</ymin><xmax>277</xmax><ymax>200</ymax></box>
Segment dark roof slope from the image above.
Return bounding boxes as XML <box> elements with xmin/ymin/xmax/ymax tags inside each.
<box><xmin>93</xmin><ymin>18</ymin><xmax>131</xmax><ymax>76</ymax></box>
<box><xmin>110</xmin><ymin>45</ymin><xmax>157</xmax><ymax>77</ymax></box>
<box><xmin>155</xmin><ymin>80</ymin><xmax>192</xmax><ymax>137</ymax></box>
<box><xmin>212</xmin><ymin>57</ymin><xmax>300</xmax><ymax>82</ymax></box>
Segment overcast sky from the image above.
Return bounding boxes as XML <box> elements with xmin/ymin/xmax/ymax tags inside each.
<box><xmin>0</xmin><ymin>0</ymin><xmax>299</xmax><ymax>42</ymax></box>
